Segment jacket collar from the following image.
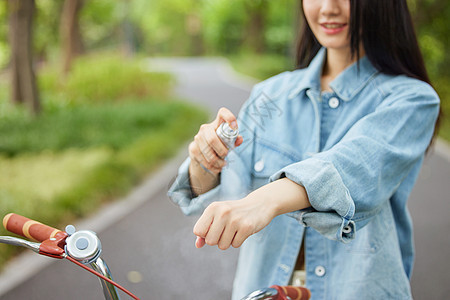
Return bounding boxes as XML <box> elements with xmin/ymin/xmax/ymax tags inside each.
<box><xmin>288</xmin><ymin>48</ymin><xmax>379</xmax><ymax>101</ymax></box>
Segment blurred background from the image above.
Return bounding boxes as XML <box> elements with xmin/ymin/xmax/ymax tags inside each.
<box><xmin>0</xmin><ymin>0</ymin><xmax>449</xmax><ymax>299</ymax></box>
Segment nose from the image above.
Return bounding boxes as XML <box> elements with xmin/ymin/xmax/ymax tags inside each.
<box><xmin>320</xmin><ymin>0</ymin><xmax>340</xmax><ymax>16</ymax></box>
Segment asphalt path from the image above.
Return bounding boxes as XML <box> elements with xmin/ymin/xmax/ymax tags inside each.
<box><xmin>0</xmin><ymin>57</ymin><xmax>449</xmax><ymax>300</ymax></box>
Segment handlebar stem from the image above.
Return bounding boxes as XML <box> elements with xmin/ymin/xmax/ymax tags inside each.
<box><xmin>90</xmin><ymin>257</ymin><xmax>121</xmax><ymax>300</ymax></box>
<box><xmin>64</xmin><ymin>227</ymin><xmax>121</xmax><ymax>299</ymax></box>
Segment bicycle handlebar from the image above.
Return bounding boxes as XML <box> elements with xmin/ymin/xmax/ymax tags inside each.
<box><xmin>272</xmin><ymin>285</ymin><xmax>310</xmax><ymax>300</ymax></box>
<box><xmin>3</xmin><ymin>213</ymin><xmax>67</xmax><ymax>243</ymax></box>
<box><xmin>241</xmin><ymin>285</ymin><xmax>310</xmax><ymax>300</ymax></box>
<box><xmin>1</xmin><ymin>213</ymin><xmax>140</xmax><ymax>299</ymax></box>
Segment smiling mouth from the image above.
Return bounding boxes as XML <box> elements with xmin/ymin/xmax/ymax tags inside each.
<box><xmin>322</xmin><ymin>23</ymin><xmax>346</xmax><ymax>29</ymax></box>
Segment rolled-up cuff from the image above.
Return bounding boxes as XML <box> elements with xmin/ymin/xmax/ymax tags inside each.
<box><xmin>270</xmin><ymin>157</ymin><xmax>356</xmax><ymax>243</ymax></box>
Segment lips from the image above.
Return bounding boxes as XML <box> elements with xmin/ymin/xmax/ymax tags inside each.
<box><xmin>320</xmin><ymin>22</ymin><xmax>347</xmax><ymax>34</ymax></box>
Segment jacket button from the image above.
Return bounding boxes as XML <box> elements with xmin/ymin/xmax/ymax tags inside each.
<box><xmin>254</xmin><ymin>159</ymin><xmax>264</xmax><ymax>172</ymax></box>
<box><xmin>315</xmin><ymin>265</ymin><xmax>326</xmax><ymax>277</ymax></box>
<box><xmin>279</xmin><ymin>264</ymin><xmax>290</xmax><ymax>273</ymax></box>
<box><xmin>328</xmin><ymin>97</ymin><xmax>340</xmax><ymax>108</ymax></box>
<box><xmin>343</xmin><ymin>225</ymin><xmax>352</xmax><ymax>234</ymax></box>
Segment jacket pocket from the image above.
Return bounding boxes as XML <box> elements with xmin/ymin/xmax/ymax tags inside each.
<box><xmin>250</xmin><ymin>137</ymin><xmax>301</xmax><ymax>191</ymax></box>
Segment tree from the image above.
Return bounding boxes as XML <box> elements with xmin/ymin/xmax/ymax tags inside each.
<box><xmin>410</xmin><ymin>0</ymin><xmax>449</xmax><ymax>78</ymax></box>
<box><xmin>244</xmin><ymin>0</ymin><xmax>269</xmax><ymax>53</ymax></box>
<box><xmin>9</xmin><ymin>0</ymin><xmax>40</xmax><ymax>115</ymax></box>
<box><xmin>118</xmin><ymin>0</ymin><xmax>137</xmax><ymax>57</ymax></box>
<box><xmin>60</xmin><ymin>0</ymin><xmax>84</xmax><ymax>74</ymax></box>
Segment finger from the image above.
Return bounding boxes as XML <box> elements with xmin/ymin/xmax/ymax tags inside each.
<box><xmin>189</xmin><ymin>142</ymin><xmax>222</xmax><ymax>174</ymax></box>
<box><xmin>198</xmin><ymin>138</ymin><xmax>226</xmax><ymax>170</ymax></box>
<box><xmin>193</xmin><ymin>135</ymin><xmax>224</xmax><ymax>171</ymax></box>
<box><xmin>195</xmin><ymin>236</ymin><xmax>206</xmax><ymax>248</ymax></box>
<box><xmin>204</xmin><ymin>126</ymin><xmax>229</xmax><ymax>159</ymax></box>
<box><xmin>205</xmin><ymin>215</ymin><xmax>229</xmax><ymax>246</ymax></box>
<box><xmin>194</xmin><ymin>202</ymin><xmax>226</xmax><ymax>246</ymax></box>
<box><xmin>195</xmin><ymin>132</ymin><xmax>216</xmax><ymax>164</ymax></box>
<box><xmin>194</xmin><ymin>128</ymin><xmax>214</xmax><ymax>162</ymax></box>
<box><xmin>193</xmin><ymin>206</ymin><xmax>215</xmax><ymax>238</ymax></box>
<box><xmin>231</xmin><ymin>227</ymin><xmax>253</xmax><ymax>248</ymax></box>
<box><xmin>218</xmin><ymin>227</ymin><xmax>237</xmax><ymax>250</ymax></box>
<box><xmin>213</xmin><ymin>107</ymin><xmax>238</xmax><ymax>129</ymax></box>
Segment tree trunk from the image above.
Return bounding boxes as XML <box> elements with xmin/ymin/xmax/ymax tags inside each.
<box><xmin>186</xmin><ymin>13</ymin><xmax>204</xmax><ymax>56</ymax></box>
<box><xmin>120</xmin><ymin>18</ymin><xmax>136</xmax><ymax>57</ymax></box>
<box><xmin>9</xmin><ymin>0</ymin><xmax>40</xmax><ymax>115</ymax></box>
<box><xmin>118</xmin><ymin>0</ymin><xmax>136</xmax><ymax>57</ymax></box>
<box><xmin>244</xmin><ymin>1</ymin><xmax>268</xmax><ymax>54</ymax></box>
<box><xmin>60</xmin><ymin>0</ymin><xmax>84</xmax><ymax>74</ymax></box>
<box><xmin>290</xmin><ymin>0</ymin><xmax>303</xmax><ymax>59</ymax></box>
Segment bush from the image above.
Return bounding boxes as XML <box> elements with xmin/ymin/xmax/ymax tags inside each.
<box><xmin>0</xmin><ymin>100</ymin><xmax>194</xmax><ymax>156</ymax></box>
<box><xmin>433</xmin><ymin>77</ymin><xmax>450</xmax><ymax>142</ymax></box>
<box><xmin>38</xmin><ymin>53</ymin><xmax>174</xmax><ymax>104</ymax></box>
<box><xmin>0</xmin><ymin>100</ymin><xmax>207</xmax><ymax>269</ymax></box>
<box><xmin>0</xmin><ymin>100</ymin><xmax>207</xmax><ymax>222</ymax></box>
<box><xmin>0</xmin><ymin>52</ymin><xmax>208</xmax><ymax>269</ymax></box>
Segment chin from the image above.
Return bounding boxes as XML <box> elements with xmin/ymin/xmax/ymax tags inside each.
<box><xmin>318</xmin><ymin>42</ymin><xmax>351</xmax><ymax>52</ymax></box>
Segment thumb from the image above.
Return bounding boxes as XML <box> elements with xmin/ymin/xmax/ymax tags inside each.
<box><xmin>234</xmin><ymin>136</ymin><xmax>244</xmax><ymax>147</ymax></box>
<box><xmin>213</xmin><ymin>107</ymin><xmax>238</xmax><ymax>129</ymax></box>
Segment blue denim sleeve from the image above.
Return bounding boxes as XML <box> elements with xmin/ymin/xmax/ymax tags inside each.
<box><xmin>167</xmin><ymin>157</ymin><xmax>222</xmax><ymax>216</ymax></box>
<box><xmin>270</xmin><ymin>82</ymin><xmax>440</xmax><ymax>243</ymax></box>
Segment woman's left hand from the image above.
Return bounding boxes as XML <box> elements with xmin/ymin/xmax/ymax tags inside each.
<box><xmin>193</xmin><ymin>195</ymin><xmax>276</xmax><ymax>250</ymax></box>
<box><xmin>193</xmin><ymin>178</ymin><xmax>311</xmax><ymax>250</ymax></box>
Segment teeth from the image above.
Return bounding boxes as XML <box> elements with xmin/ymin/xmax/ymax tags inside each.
<box><xmin>323</xmin><ymin>24</ymin><xmax>343</xmax><ymax>29</ymax></box>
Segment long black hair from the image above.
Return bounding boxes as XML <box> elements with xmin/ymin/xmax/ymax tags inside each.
<box><xmin>296</xmin><ymin>0</ymin><xmax>440</xmax><ymax>144</ymax></box>
<box><xmin>296</xmin><ymin>0</ymin><xmax>430</xmax><ymax>83</ymax></box>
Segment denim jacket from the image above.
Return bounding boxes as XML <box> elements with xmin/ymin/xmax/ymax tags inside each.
<box><xmin>168</xmin><ymin>48</ymin><xmax>440</xmax><ymax>300</ymax></box>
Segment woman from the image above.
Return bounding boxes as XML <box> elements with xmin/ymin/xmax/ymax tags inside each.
<box><xmin>168</xmin><ymin>0</ymin><xmax>440</xmax><ymax>299</ymax></box>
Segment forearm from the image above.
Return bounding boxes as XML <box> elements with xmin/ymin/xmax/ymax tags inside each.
<box><xmin>250</xmin><ymin>177</ymin><xmax>311</xmax><ymax>218</ymax></box>
<box><xmin>188</xmin><ymin>160</ymin><xmax>220</xmax><ymax>197</ymax></box>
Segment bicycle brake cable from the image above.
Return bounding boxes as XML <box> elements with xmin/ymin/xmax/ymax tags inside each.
<box><xmin>66</xmin><ymin>255</ymin><xmax>141</xmax><ymax>300</ymax></box>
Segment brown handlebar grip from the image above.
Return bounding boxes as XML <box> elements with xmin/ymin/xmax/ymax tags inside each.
<box><xmin>271</xmin><ymin>285</ymin><xmax>311</xmax><ymax>300</ymax></box>
<box><xmin>3</xmin><ymin>213</ymin><xmax>66</xmax><ymax>242</ymax></box>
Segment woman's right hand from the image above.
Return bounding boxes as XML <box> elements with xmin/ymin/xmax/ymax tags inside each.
<box><xmin>188</xmin><ymin>107</ymin><xmax>243</xmax><ymax>175</ymax></box>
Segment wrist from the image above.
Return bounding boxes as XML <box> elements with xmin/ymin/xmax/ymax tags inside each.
<box><xmin>188</xmin><ymin>160</ymin><xmax>220</xmax><ymax>197</ymax></box>
<box><xmin>245</xmin><ymin>186</ymin><xmax>280</xmax><ymax>220</ymax></box>
<box><xmin>249</xmin><ymin>178</ymin><xmax>311</xmax><ymax>218</ymax></box>
<box><xmin>189</xmin><ymin>159</ymin><xmax>219</xmax><ymax>177</ymax></box>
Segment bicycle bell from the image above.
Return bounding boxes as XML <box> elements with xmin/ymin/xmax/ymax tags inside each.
<box><xmin>65</xmin><ymin>225</ymin><xmax>102</xmax><ymax>264</ymax></box>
